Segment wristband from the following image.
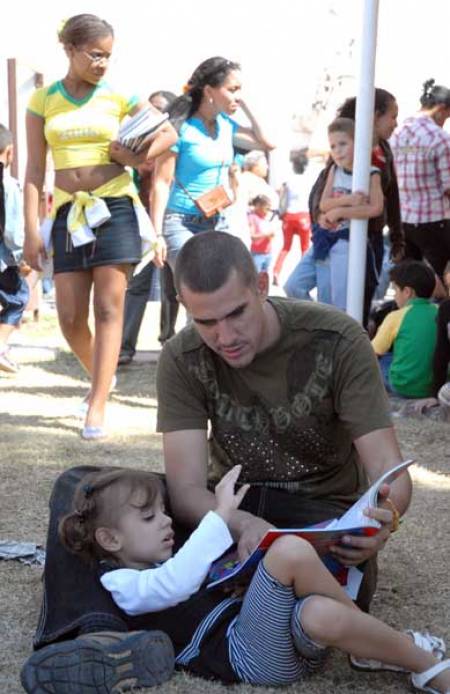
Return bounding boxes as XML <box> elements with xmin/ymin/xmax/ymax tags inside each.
<box><xmin>384</xmin><ymin>498</ymin><xmax>401</xmax><ymax>533</ymax></box>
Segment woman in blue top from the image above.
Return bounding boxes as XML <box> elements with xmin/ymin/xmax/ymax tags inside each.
<box><xmin>151</xmin><ymin>56</ymin><xmax>274</xmax><ymax>270</ymax></box>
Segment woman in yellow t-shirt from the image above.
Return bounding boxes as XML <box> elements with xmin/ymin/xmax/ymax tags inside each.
<box><xmin>24</xmin><ymin>14</ymin><xmax>177</xmax><ymax>440</ymax></box>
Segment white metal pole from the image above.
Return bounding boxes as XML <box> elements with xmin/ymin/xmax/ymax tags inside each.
<box><xmin>346</xmin><ymin>0</ymin><xmax>379</xmax><ymax>322</ymax></box>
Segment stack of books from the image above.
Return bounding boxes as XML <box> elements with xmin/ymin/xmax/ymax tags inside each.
<box><xmin>118</xmin><ymin>107</ymin><xmax>169</xmax><ymax>153</ymax></box>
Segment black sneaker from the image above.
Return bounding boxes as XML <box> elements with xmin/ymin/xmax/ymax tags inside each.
<box><xmin>20</xmin><ymin>630</ymin><xmax>174</xmax><ymax>693</ymax></box>
<box><xmin>117</xmin><ymin>352</ymin><xmax>134</xmax><ymax>366</ymax></box>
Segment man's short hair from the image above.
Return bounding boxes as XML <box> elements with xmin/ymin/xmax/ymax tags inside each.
<box><xmin>327</xmin><ymin>117</ymin><xmax>355</xmax><ymax>139</ymax></box>
<box><xmin>174</xmin><ymin>231</ymin><xmax>258</xmax><ymax>295</ymax></box>
<box><xmin>0</xmin><ymin>124</ymin><xmax>13</xmax><ymax>154</ymax></box>
<box><xmin>389</xmin><ymin>260</ymin><xmax>436</xmax><ymax>298</ymax></box>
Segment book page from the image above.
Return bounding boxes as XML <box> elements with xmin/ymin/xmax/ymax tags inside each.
<box><xmin>332</xmin><ymin>459</ymin><xmax>414</xmax><ymax>531</ymax></box>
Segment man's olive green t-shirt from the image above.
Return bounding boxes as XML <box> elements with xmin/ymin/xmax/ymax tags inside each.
<box><xmin>157</xmin><ymin>298</ymin><xmax>392</xmax><ymax>508</ymax></box>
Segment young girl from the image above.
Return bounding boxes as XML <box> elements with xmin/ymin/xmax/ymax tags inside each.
<box><xmin>49</xmin><ymin>464</ymin><xmax>450</xmax><ymax>692</ymax></box>
<box><xmin>248</xmin><ymin>194</ymin><xmax>278</xmax><ymax>274</ymax></box>
<box><xmin>151</xmin><ymin>57</ymin><xmax>274</xmax><ymax>274</ymax></box>
<box><xmin>24</xmin><ymin>14</ymin><xmax>177</xmax><ymax>440</ymax></box>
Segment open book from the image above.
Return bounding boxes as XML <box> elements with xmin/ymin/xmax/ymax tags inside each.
<box><xmin>207</xmin><ymin>459</ymin><xmax>414</xmax><ymax>597</ymax></box>
<box><xmin>118</xmin><ymin>107</ymin><xmax>169</xmax><ymax>153</ymax></box>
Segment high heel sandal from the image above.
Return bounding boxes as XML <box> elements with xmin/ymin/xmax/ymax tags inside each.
<box><xmin>75</xmin><ymin>375</ymin><xmax>117</xmax><ymax>418</ymax></box>
<box><xmin>350</xmin><ymin>630</ymin><xmax>446</xmax><ymax>672</ymax></box>
<box><xmin>411</xmin><ymin>659</ymin><xmax>450</xmax><ymax>693</ymax></box>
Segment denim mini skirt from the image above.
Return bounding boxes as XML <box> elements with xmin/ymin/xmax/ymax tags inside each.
<box><xmin>52</xmin><ymin>196</ymin><xmax>142</xmax><ymax>273</ymax></box>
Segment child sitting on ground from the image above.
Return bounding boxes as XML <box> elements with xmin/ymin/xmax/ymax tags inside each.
<box><xmin>0</xmin><ymin>124</ymin><xmax>29</xmax><ymax>373</ymax></box>
<box><xmin>316</xmin><ymin>117</ymin><xmax>384</xmax><ymax>310</ymax></box>
<box><xmin>371</xmin><ymin>260</ymin><xmax>438</xmax><ymax>398</ymax></box>
<box><xmin>408</xmin><ymin>263</ymin><xmax>450</xmax><ymax>419</ymax></box>
<box><xmin>22</xmin><ymin>464</ymin><xmax>450</xmax><ymax>693</ymax></box>
<box><xmin>248</xmin><ymin>194</ymin><xmax>278</xmax><ymax>275</ymax></box>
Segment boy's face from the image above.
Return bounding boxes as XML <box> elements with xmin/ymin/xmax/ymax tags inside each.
<box><xmin>328</xmin><ymin>131</ymin><xmax>354</xmax><ymax>169</ymax></box>
<box><xmin>393</xmin><ymin>282</ymin><xmax>412</xmax><ymax>308</ymax></box>
<box><xmin>114</xmin><ymin>493</ymin><xmax>175</xmax><ymax>569</ymax></box>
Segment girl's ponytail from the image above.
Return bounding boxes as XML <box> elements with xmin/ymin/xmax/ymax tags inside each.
<box><xmin>168</xmin><ymin>56</ymin><xmax>240</xmax><ymax>132</ymax></box>
<box><xmin>58</xmin><ymin>468</ymin><xmax>162</xmax><ymax>566</ymax></box>
<box><xmin>58</xmin><ymin>508</ymin><xmax>97</xmax><ymax>564</ymax></box>
<box><xmin>420</xmin><ymin>79</ymin><xmax>450</xmax><ymax>109</ymax></box>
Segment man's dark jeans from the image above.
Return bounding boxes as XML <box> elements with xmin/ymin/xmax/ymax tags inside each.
<box><xmin>120</xmin><ymin>264</ymin><xmax>179</xmax><ymax>360</ymax></box>
<box><xmin>34</xmin><ymin>467</ymin><xmax>376</xmax><ymax>649</ymax></box>
<box><xmin>404</xmin><ymin>219</ymin><xmax>450</xmax><ymax>279</ymax></box>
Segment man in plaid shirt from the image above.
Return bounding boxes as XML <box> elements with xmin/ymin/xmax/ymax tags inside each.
<box><xmin>391</xmin><ymin>79</ymin><xmax>450</xmax><ymax>278</ymax></box>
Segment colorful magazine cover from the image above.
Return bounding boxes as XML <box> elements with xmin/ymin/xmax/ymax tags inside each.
<box><xmin>207</xmin><ymin>459</ymin><xmax>414</xmax><ymax>598</ymax></box>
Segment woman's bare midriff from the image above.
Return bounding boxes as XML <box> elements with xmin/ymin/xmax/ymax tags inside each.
<box><xmin>54</xmin><ymin>162</ymin><xmax>125</xmax><ymax>194</ymax></box>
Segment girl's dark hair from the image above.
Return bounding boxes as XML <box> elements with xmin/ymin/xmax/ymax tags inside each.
<box><xmin>149</xmin><ymin>91</ymin><xmax>177</xmax><ymax>110</ymax></box>
<box><xmin>337</xmin><ymin>87</ymin><xmax>396</xmax><ymax>119</ymax></box>
<box><xmin>58</xmin><ymin>14</ymin><xmax>114</xmax><ymax>47</ymax></box>
<box><xmin>58</xmin><ymin>469</ymin><xmax>162</xmax><ymax>565</ymax></box>
<box><xmin>250</xmin><ymin>194</ymin><xmax>271</xmax><ymax>207</ymax></box>
<box><xmin>420</xmin><ymin>79</ymin><xmax>450</xmax><ymax>109</ymax></box>
<box><xmin>168</xmin><ymin>56</ymin><xmax>240</xmax><ymax>131</ymax></box>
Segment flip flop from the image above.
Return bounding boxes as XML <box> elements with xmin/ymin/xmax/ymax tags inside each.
<box><xmin>350</xmin><ymin>630</ymin><xmax>446</xmax><ymax>672</ymax></box>
<box><xmin>412</xmin><ymin>658</ymin><xmax>450</xmax><ymax>693</ymax></box>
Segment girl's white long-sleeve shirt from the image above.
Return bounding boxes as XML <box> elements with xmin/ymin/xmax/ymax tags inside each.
<box><xmin>100</xmin><ymin>510</ymin><xmax>233</xmax><ymax>616</ymax></box>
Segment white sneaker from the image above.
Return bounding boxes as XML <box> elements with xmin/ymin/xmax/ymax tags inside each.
<box><xmin>437</xmin><ymin>382</ymin><xmax>450</xmax><ymax>407</ymax></box>
<box><xmin>0</xmin><ymin>347</ymin><xmax>18</xmax><ymax>373</ymax></box>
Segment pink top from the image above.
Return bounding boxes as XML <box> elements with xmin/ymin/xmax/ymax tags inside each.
<box><xmin>248</xmin><ymin>212</ymin><xmax>274</xmax><ymax>254</ymax></box>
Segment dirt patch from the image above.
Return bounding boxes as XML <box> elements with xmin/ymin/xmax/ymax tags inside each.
<box><xmin>1</xmin><ymin>319</ymin><xmax>449</xmax><ymax>693</ymax></box>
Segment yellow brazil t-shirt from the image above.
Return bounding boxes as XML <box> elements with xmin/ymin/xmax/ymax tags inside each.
<box><xmin>27</xmin><ymin>80</ymin><xmax>139</xmax><ymax>170</ymax></box>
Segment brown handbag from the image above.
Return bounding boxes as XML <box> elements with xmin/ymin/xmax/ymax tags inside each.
<box><xmin>193</xmin><ymin>185</ymin><xmax>233</xmax><ymax>218</ymax></box>
<box><xmin>176</xmin><ymin>161</ymin><xmax>233</xmax><ymax>218</ymax></box>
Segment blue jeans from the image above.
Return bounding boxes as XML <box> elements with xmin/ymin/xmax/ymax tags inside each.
<box><xmin>377</xmin><ymin>353</ymin><xmax>405</xmax><ymax>397</ymax></box>
<box><xmin>329</xmin><ymin>238</ymin><xmax>349</xmax><ymax>310</ymax></box>
<box><xmin>374</xmin><ymin>239</ymin><xmax>393</xmax><ymax>301</ymax></box>
<box><xmin>284</xmin><ymin>247</ymin><xmax>331</xmax><ymax>304</ymax></box>
<box><xmin>0</xmin><ymin>267</ymin><xmax>30</xmax><ymax>325</ymax></box>
<box><xmin>252</xmin><ymin>252</ymin><xmax>272</xmax><ymax>273</ymax></box>
<box><xmin>163</xmin><ymin>211</ymin><xmax>229</xmax><ymax>273</ymax></box>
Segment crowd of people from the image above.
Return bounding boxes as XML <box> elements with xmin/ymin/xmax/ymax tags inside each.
<box><xmin>1</xmin><ymin>10</ymin><xmax>450</xmax><ymax>694</ymax></box>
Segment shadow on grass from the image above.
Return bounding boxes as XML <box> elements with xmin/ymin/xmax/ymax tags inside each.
<box><xmin>0</xmin><ymin>384</ymin><xmax>89</xmax><ymax>399</ymax></box>
<box><xmin>17</xmin><ymin>348</ymin><xmax>88</xmax><ymax>379</ymax></box>
<box><xmin>22</xmin><ymin>351</ymin><xmax>159</xmax><ymax>400</ymax></box>
<box><xmin>0</xmin><ymin>411</ymin><xmax>82</xmax><ymax>435</ymax></box>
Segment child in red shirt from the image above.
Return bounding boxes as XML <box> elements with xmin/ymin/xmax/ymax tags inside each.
<box><xmin>248</xmin><ymin>194</ymin><xmax>279</xmax><ymax>274</ymax></box>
